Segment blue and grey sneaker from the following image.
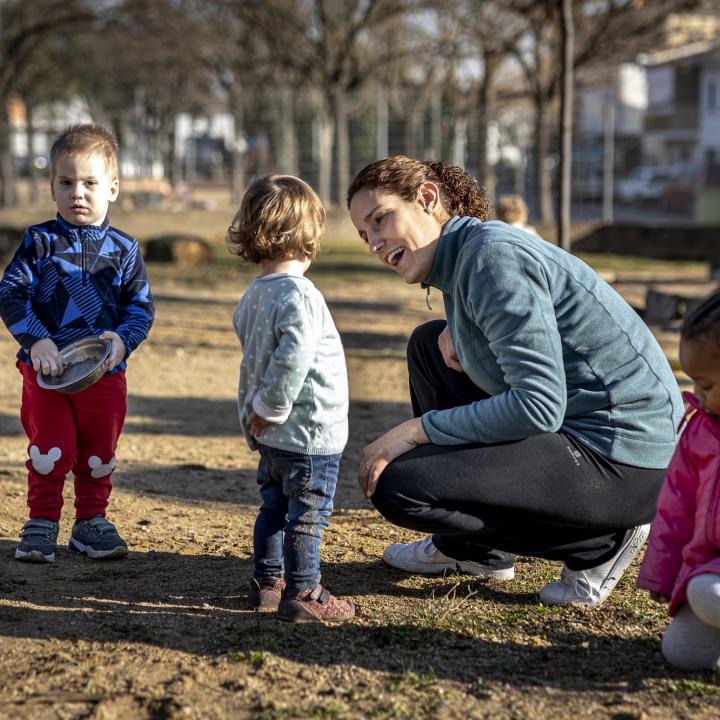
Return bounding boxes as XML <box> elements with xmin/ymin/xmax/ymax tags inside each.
<box><xmin>15</xmin><ymin>518</ymin><xmax>59</xmax><ymax>563</ymax></box>
<box><xmin>69</xmin><ymin>516</ymin><xmax>128</xmax><ymax>559</ymax></box>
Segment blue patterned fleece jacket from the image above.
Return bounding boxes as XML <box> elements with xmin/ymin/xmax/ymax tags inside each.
<box><xmin>0</xmin><ymin>214</ymin><xmax>154</xmax><ymax>370</ymax></box>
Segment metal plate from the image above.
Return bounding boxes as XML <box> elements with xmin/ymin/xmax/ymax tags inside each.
<box><xmin>37</xmin><ymin>336</ymin><xmax>112</xmax><ymax>394</ymax></box>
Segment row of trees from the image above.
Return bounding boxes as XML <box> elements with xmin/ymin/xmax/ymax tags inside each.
<box><xmin>0</xmin><ymin>0</ymin><xmax>714</xmax><ymax>223</ymax></box>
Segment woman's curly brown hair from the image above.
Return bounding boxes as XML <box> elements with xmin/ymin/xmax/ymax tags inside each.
<box><xmin>226</xmin><ymin>174</ymin><xmax>325</xmax><ymax>264</ymax></box>
<box><xmin>346</xmin><ymin>155</ymin><xmax>489</xmax><ymax>220</ymax></box>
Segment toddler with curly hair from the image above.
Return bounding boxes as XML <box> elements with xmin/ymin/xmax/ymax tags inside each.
<box><xmin>227</xmin><ymin>174</ymin><xmax>354</xmax><ymax>623</ymax></box>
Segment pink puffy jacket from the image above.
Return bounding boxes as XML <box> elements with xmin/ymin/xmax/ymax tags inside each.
<box><xmin>637</xmin><ymin>392</ymin><xmax>720</xmax><ymax>616</ymax></box>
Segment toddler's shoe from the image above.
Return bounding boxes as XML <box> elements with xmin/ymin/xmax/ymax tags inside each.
<box><xmin>248</xmin><ymin>577</ymin><xmax>286</xmax><ymax>611</ymax></box>
<box><xmin>539</xmin><ymin>524</ymin><xmax>650</xmax><ymax>607</ymax></box>
<box><xmin>15</xmin><ymin>518</ymin><xmax>59</xmax><ymax>563</ymax></box>
<box><xmin>277</xmin><ymin>584</ymin><xmax>355</xmax><ymax>623</ymax></box>
<box><xmin>69</xmin><ymin>515</ymin><xmax>128</xmax><ymax>559</ymax></box>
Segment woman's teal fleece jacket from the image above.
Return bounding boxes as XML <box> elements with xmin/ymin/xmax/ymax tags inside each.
<box><xmin>420</xmin><ymin>216</ymin><xmax>683</xmax><ymax>469</ymax></box>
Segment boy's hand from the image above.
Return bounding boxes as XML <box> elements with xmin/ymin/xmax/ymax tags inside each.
<box><xmin>248</xmin><ymin>410</ymin><xmax>273</xmax><ymax>437</ymax></box>
<box><xmin>649</xmin><ymin>591</ymin><xmax>671</xmax><ymax>604</ymax></box>
<box><xmin>99</xmin><ymin>331</ymin><xmax>126</xmax><ymax>371</ymax></box>
<box><xmin>30</xmin><ymin>338</ymin><xmax>64</xmax><ymax>376</ymax></box>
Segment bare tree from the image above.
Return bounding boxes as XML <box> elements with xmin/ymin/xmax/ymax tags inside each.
<box><xmin>507</xmin><ymin>0</ymin><xmax>705</xmax><ymax>224</ymax></box>
<box><xmin>558</xmin><ymin>0</ymin><xmax>573</xmax><ymax>251</ymax></box>
<box><xmin>202</xmin><ymin>0</ymin><xmax>284</xmax><ymax>201</ymax></box>
<box><xmin>84</xmin><ymin>0</ymin><xmax>216</xmax><ymax>187</ymax></box>
<box><xmin>452</xmin><ymin>1</ymin><xmax>525</xmax><ymax>201</ymax></box>
<box><xmin>13</xmin><ymin>35</ymin><xmax>84</xmax><ymax>202</ymax></box>
<box><xmin>221</xmin><ymin>0</ymin><xmax>423</xmax><ymax>205</ymax></box>
<box><xmin>0</xmin><ymin>0</ymin><xmax>94</xmax><ymax>206</ymax></box>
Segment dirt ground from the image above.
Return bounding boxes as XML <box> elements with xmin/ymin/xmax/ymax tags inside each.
<box><xmin>0</xmin><ymin>204</ymin><xmax>718</xmax><ymax>719</ymax></box>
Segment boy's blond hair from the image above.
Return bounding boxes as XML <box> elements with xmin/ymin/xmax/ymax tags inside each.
<box><xmin>226</xmin><ymin>174</ymin><xmax>325</xmax><ymax>264</ymax></box>
<box><xmin>495</xmin><ymin>194</ymin><xmax>529</xmax><ymax>225</ymax></box>
<box><xmin>50</xmin><ymin>124</ymin><xmax>120</xmax><ymax>182</ymax></box>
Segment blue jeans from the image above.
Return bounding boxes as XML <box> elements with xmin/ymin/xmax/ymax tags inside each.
<box><xmin>253</xmin><ymin>444</ymin><xmax>341</xmax><ymax>597</ymax></box>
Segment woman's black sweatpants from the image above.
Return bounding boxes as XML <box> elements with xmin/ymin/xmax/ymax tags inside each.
<box><xmin>371</xmin><ymin>320</ymin><xmax>666</xmax><ymax>571</ymax></box>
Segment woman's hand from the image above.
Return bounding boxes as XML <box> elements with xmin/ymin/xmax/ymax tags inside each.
<box><xmin>438</xmin><ymin>325</ymin><xmax>463</xmax><ymax>372</ymax></box>
<box><xmin>358</xmin><ymin>417</ymin><xmax>429</xmax><ymax>501</ymax></box>
<box><xmin>30</xmin><ymin>338</ymin><xmax>64</xmax><ymax>376</ymax></box>
<box><xmin>100</xmin><ymin>331</ymin><xmax>127</xmax><ymax>371</ymax></box>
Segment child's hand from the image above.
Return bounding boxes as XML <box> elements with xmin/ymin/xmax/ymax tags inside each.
<box><xmin>248</xmin><ymin>410</ymin><xmax>273</xmax><ymax>437</ymax></box>
<box><xmin>99</xmin><ymin>331</ymin><xmax>126</xmax><ymax>371</ymax></box>
<box><xmin>438</xmin><ymin>325</ymin><xmax>464</xmax><ymax>372</ymax></box>
<box><xmin>30</xmin><ymin>338</ymin><xmax>64</xmax><ymax>376</ymax></box>
<box><xmin>650</xmin><ymin>591</ymin><xmax>671</xmax><ymax>604</ymax></box>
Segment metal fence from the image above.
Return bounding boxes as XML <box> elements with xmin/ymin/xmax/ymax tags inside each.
<box><xmin>11</xmin><ymin>93</ymin><xmax>720</xmax><ymax>224</ymax></box>
<box><xmin>192</xmin><ymin>94</ymin><xmax>716</xmax><ymax>223</ymax></box>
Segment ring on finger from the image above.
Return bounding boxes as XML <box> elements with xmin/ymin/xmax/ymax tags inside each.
<box><xmin>364</xmin><ymin>462</ymin><xmax>372</xmax><ymax>470</ymax></box>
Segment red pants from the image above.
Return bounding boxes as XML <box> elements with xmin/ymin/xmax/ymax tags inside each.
<box><xmin>18</xmin><ymin>362</ymin><xmax>127</xmax><ymax>521</ymax></box>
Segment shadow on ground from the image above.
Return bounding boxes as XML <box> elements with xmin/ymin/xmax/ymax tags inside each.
<box><xmin>124</xmin><ymin>396</ymin><xmax>409</xmax><ymax>442</ymax></box>
<box><xmin>0</xmin><ymin>412</ymin><xmax>22</xmax><ymax>436</ymax></box>
<box><xmin>153</xmin><ymin>293</ymin><xmax>237</xmax><ymax>308</ymax></box>
<box><xmin>309</xmin><ymin>262</ymin><xmax>393</xmax><ymax>278</ymax></box>
<box><xmin>340</xmin><ymin>331</ymin><xmax>408</xmax><ymax>352</ymax></box>
<box><xmin>112</xmin><ymin>462</ymin><xmax>365</xmax><ymax>508</ymax></box>
<box><xmin>0</xmin><ymin>541</ymin><xmax>706</xmax><ymax>691</ymax></box>
<box><xmin>125</xmin><ymin>395</ymin><xmax>239</xmax><ymax>436</ymax></box>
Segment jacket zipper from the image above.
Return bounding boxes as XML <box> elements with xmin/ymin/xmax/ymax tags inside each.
<box><xmin>81</xmin><ymin>236</ymin><xmax>86</xmax><ymax>286</ymax></box>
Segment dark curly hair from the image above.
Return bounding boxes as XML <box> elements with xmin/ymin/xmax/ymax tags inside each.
<box><xmin>682</xmin><ymin>290</ymin><xmax>720</xmax><ymax>350</ymax></box>
<box><xmin>346</xmin><ymin>155</ymin><xmax>489</xmax><ymax>220</ymax></box>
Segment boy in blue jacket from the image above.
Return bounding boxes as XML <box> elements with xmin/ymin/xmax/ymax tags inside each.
<box><xmin>0</xmin><ymin>123</ymin><xmax>154</xmax><ymax>563</ymax></box>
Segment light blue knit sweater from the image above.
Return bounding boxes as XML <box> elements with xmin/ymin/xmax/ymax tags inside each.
<box><xmin>233</xmin><ymin>273</ymin><xmax>348</xmax><ymax>455</ymax></box>
<box><xmin>420</xmin><ymin>216</ymin><xmax>683</xmax><ymax>469</ymax></box>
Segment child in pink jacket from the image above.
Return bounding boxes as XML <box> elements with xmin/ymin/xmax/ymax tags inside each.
<box><xmin>637</xmin><ymin>291</ymin><xmax>720</xmax><ymax>670</ymax></box>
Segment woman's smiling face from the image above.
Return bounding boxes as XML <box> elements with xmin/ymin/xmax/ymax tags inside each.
<box><xmin>349</xmin><ymin>185</ymin><xmax>445</xmax><ymax>285</ymax></box>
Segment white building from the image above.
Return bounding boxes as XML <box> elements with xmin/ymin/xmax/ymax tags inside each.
<box><xmin>639</xmin><ymin>38</ymin><xmax>720</xmax><ymax>169</ymax></box>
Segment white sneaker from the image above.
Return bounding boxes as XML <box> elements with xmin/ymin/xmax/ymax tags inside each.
<box><xmin>539</xmin><ymin>524</ymin><xmax>650</xmax><ymax>607</ymax></box>
<box><xmin>382</xmin><ymin>536</ymin><xmax>515</xmax><ymax>579</ymax></box>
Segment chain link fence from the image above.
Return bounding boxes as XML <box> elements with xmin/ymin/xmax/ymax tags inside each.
<box><xmin>11</xmin><ymin>92</ymin><xmax>719</xmax><ymax>224</ymax></box>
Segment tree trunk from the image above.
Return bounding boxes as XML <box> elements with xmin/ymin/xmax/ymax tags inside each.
<box><xmin>134</xmin><ymin>86</ymin><xmax>148</xmax><ymax>177</ymax></box>
<box><xmin>228</xmin><ymin>86</ymin><xmax>246</xmax><ymax>204</ymax></box>
<box><xmin>534</xmin><ymin>94</ymin><xmax>554</xmax><ymax>223</ymax></box>
<box><xmin>558</xmin><ymin>0</ymin><xmax>574</xmax><ymax>251</ymax></box>
<box><xmin>280</xmin><ymin>88</ymin><xmax>299</xmax><ymax>176</ymax></box>
<box><xmin>334</xmin><ymin>87</ymin><xmax>349</xmax><ymax>208</ymax></box>
<box><xmin>0</xmin><ymin>102</ymin><xmax>17</xmax><ymax>207</ymax></box>
<box><xmin>451</xmin><ymin>115</ymin><xmax>467</xmax><ymax>167</ymax></box>
<box><xmin>316</xmin><ymin>101</ymin><xmax>334</xmax><ymax>206</ymax></box>
<box><xmin>428</xmin><ymin>87</ymin><xmax>442</xmax><ymax>158</ymax></box>
<box><xmin>377</xmin><ymin>85</ymin><xmax>389</xmax><ymax>160</ymax></box>
<box><xmin>403</xmin><ymin>107</ymin><xmax>419</xmax><ymax>160</ymax></box>
<box><xmin>477</xmin><ymin>51</ymin><xmax>498</xmax><ymax>203</ymax></box>
<box><xmin>602</xmin><ymin>100</ymin><xmax>615</xmax><ymax>224</ymax></box>
<box><xmin>162</xmin><ymin>113</ymin><xmax>181</xmax><ymax>189</ymax></box>
<box><xmin>26</xmin><ymin>101</ymin><xmax>40</xmax><ymax>204</ymax></box>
